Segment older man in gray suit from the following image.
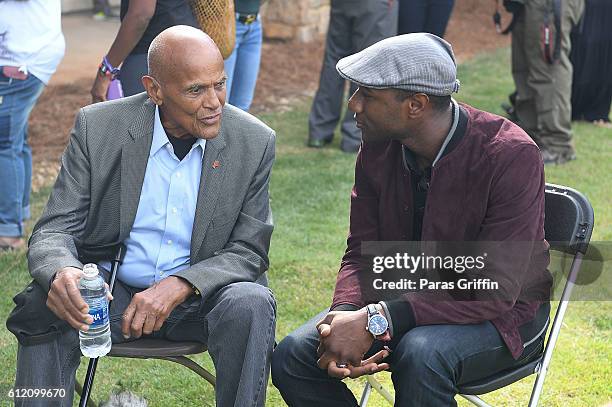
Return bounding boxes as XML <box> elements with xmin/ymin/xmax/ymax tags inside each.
<box><xmin>11</xmin><ymin>26</ymin><xmax>276</xmax><ymax>406</ymax></box>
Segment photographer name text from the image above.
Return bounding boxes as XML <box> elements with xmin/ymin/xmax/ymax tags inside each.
<box><xmin>373</xmin><ymin>278</ymin><xmax>499</xmax><ymax>290</ymax></box>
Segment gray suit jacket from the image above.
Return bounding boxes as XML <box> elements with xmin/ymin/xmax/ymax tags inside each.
<box><xmin>28</xmin><ymin>93</ymin><xmax>275</xmax><ymax>300</ymax></box>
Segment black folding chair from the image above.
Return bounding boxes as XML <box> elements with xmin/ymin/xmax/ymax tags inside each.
<box><xmin>75</xmin><ymin>246</ymin><xmax>216</xmax><ymax>407</ymax></box>
<box><xmin>359</xmin><ymin>183</ymin><xmax>595</xmax><ymax>407</ymax></box>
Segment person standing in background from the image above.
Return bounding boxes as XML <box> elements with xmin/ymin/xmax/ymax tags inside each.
<box><xmin>224</xmin><ymin>0</ymin><xmax>263</xmax><ymax>112</ymax></box>
<box><xmin>307</xmin><ymin>0</ymin><xmax>398</xmax><ymax>153</ymax></box>
<box><xmin>0</xmin><ymin>0</ymin><xmax>65</xmax><ymax>251</ymax></box>
<box><xmin>92</xmin><ymin>0</ymin><xmax>116</xmax><ymax>20</ymax></box>
<box><xmin>397</xmin><ymin>0</ymin><xmax>455</xmax><ymax>37</ymax></box>
<box><xmin>510</xmin><ymin>0</ymin><xmax>584</xmax><ymax>164</ymax></box>
<box><xmin>90</xmin><ymin>0</ymin><xmax>198</xmax><ymax>102</ymax></box>
<box><xmin>570</xmin><ymin>0</ymin><xmax>612</xmax><ymax>127</ymax></box>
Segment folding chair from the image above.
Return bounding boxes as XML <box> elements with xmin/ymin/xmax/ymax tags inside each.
<box><xmin>75</xmin><ymin>247</ymin><xmax>216</xmax><ymax>407</ymax></box>
<box><xmin>75</xmin><ymin>340</ymin><xmax>216</xmax><ymax>407</ymax></box>
<box><xmin>359</xmin><ymin>183</ymin><xmax>595</xmax><ymax>407</ymax></box>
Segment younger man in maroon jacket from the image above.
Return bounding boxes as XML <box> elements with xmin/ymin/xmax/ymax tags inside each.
<box><xmin>272</xmin><ymin>33</ymin><xmax>551</xmax><ymax>406</ymax></box>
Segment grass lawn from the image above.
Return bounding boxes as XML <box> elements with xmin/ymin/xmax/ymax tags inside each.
<box><xmin>1</xmin><ymin>47</ymin><xmax>610</xmax><ymax>406</ymax></box>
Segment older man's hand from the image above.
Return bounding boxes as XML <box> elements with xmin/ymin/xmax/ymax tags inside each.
<box><xmin>121</xmin><ymin>276</ymin><xmax>194</xmax><ymax>339</ymax></box>
<box><xmin>316</xmin><ymin>309</ymin><xmax>374</xmax><ymax>370</ymax></box>
<box><xmin>47</xmin><ymin>266</ymin><xmax>112</xmax><ymax>331</ymax></box>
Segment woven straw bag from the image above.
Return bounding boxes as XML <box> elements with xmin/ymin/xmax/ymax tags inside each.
<box><xmin>190</xmin><ymin>0</ymin><xmax>236</xmax><ymax>59</ymax></box>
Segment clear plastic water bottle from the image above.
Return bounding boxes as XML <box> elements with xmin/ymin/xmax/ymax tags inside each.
<box><xmin>78</xmin><ymin>263</ymin><xmax>111</xmax><ymax>358</ymax></box>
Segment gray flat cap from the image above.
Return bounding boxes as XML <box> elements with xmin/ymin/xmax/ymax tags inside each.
<box><xmin>336</xmin><ymin>33</ymin><xmax>460</xmax><ymax>96</ymax></box>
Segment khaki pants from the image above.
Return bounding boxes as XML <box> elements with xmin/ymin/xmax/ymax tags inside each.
<box><xmin>511</xmin><ymin>0</ymin><xmax>584</xmax><ymax>155</ymax></box>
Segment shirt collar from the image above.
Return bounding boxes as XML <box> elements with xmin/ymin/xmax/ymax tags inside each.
<box><xmin>151</xmin><ymin>106</ymin><xmax>206</xmax><ymax>158</ymax></box>
<box><xmin>402</xmin><ymin>98</ymin><xmax>462</xmax><ymax>173</ymax></box>
<box><xmin>432</xmin><ymin>98</ymin><xmax>460</xmax><ymax>166</ymax></box>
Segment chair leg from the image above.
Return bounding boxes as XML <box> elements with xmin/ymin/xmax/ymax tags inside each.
<box><xmin>159</xmin><ymin>356</ymin><xmax>216</xmax><ymax>387</ymax></box>
<box><xmin>74</xmin><ymin>380</ymin><xmax>98</xmax><ymax>407</ymax></box>
<box><xmin>359</xmin><ymin>381</ymin><xmax>372</xmax><ymax>407</ymax></box>
<box><xmin>365</xmin><ymin>375</ymin><xmax>394</xmax><ymax>404</ymax></box>
<box><xmin>529</xmin><ymin>254</ymin><xmax>583</xmax><ymax>407</ymax></box>
<box><xmin>459</xmin><ymin>394</ymin><xmax>493</xmax><ymax>407</ymax></box>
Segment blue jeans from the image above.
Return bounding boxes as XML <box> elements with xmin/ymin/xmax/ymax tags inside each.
<box><xmin>272</xmin><ymin>305</ymin><xmax>548</xmax><ymax>406</ymax></box>
<box><xmin>398</xmin><ymin>0</ymin><xmax>455</xmax><ymax>37</ymax></box>
<box><xmin>0</xmin><ymin>69</ymin><xmax>45</xmax><ymax>237</ymax></box>
<box><xmin>224</xmin><ymin>17</ymin><xmax>262</xmax><ymax>111</ymax></box>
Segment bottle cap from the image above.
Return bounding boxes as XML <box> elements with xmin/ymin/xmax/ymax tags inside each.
<box><xmin>82</xmin><ymin>263</ymin><xmax>99</xmax><ymax>279</ymax></box>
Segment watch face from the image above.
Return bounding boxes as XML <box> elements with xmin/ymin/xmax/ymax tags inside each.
<box><xmin>368</xmin><ymin>314</ymin><xmax>388</xmax><ymax>336</ymax></box>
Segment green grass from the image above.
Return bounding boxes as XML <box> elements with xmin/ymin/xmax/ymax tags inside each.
<box><xmin>1</xmin><ymin>47</ymin><xmax>610</xmax><ymax>406</ymax></box>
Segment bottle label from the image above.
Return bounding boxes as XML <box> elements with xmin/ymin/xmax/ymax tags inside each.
<box><xmin>89</xmin><ymin>302</ymin><xmax>109</xmax><ymax>327</ymax></box>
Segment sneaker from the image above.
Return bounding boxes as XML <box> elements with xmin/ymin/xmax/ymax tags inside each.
<box><xmin>592</xmin><ymin>119</ymin><xmax>612</xmax><ymax>129</ymax></box>
<box><xmin>93</xmin><ymin>10</ymin><xmax>118</xmax><ymax>20</ymax></box>
<box><xmin>307</xmin><ymin>137</ymin><xmax>332</xmax><ymax>148</ymax></box>
<box><xmin>340</xmin><ymin>141</ymin><xmax>360</xmax><ymax>153</ymax></box>
<box><xmin>541</xmin><ymin>149</ymin><xmax>576</xmax><ymax>165</ymax></box>
<box><xmin>0</xmin><ymin>236</ymin><xmax>25</xmax><ymax>252</ymax></box>
<box><xmin>501</xmin><ymin>103</ymin><xmax>518</xmax><ymax>122</ymax></box>
<box><xmin>560</xmin><ymin>150</ymin><xmax>577</xmax><ymax>164</ymax></box>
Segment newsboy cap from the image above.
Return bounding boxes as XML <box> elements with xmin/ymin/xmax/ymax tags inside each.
<box><xmin>336</xmin><ymin>33</ymin><xmax>460</xmax><ymax>96</ymax></box>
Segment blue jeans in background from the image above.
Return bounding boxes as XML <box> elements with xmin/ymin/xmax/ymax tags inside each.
<box><xmin>0</xmin><ymin>69</ymin><xmax>45</xmax><ymax>237</ymax></box>
<box><xmin>398</xmin><ymin>0</ymin><xmax>455</xmax><ymax>37</ymax></box>
<box><xmin>224</xmin><ymin>16</ymin><xmax>263</xmax><ymax>111</ymax></box>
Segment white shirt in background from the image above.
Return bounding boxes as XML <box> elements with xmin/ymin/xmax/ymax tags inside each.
<box><xmin>0</xmin><ymin>0</ymin><xmax>65</xmax><ymax>84</ymax></box>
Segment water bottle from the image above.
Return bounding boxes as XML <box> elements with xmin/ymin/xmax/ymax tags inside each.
<box><xmin>78</xmin><ymin>263</ymin><xmax>111</xmax><ymax>358</ymax></box>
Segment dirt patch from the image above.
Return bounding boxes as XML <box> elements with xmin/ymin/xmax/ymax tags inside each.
<box><xmin>28</xmin><ymin>1</ymin><xmax>510</xmax><ymax>188</ymax></box>
<box><xmin>28</xmin><ymin>80</ymin><xmax>91</xmax><ymax>192</ymax></box>
<box><xmin>252</xmin><ymin>0</ymin><xmax>511</xmax><ymax>113</ymax></box>
<box><xmin>446</xmin><ymin>0</ymin><xmax>511</xmax><ymax>63</ymax></box>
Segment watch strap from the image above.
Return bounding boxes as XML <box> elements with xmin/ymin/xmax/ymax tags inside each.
<box><xmin>366</xmin><ymin>303</ymin><xmax>378</xmax><ymax>318</ymax></box>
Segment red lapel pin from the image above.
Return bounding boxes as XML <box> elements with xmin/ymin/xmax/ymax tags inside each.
<box><xmin>212</xmin><ymin>160</ymin><xmax>221</xmax><ymax>169</ymax></box>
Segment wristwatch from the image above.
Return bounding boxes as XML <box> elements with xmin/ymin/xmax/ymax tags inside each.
<box><xmin>366</xmin><ymin>304</ymin><xmax>389</xmax><ymax>339</ymax></box>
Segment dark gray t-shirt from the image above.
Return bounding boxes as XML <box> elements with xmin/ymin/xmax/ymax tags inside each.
<box><xmin>121</xmin><ymin>0</ymin><xmax>198</xmax><ymax>55</ymax></box>
<box><xmin>235</xmin><ymin>0</ymin><xmax>261</xmax><ymax>14</ymax></box>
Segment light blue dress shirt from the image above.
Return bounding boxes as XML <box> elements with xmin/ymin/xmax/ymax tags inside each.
<box><xmin>102</xmin><ymin>107</ymin><xmax>206</xmax><ymax>288</ymax></box>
